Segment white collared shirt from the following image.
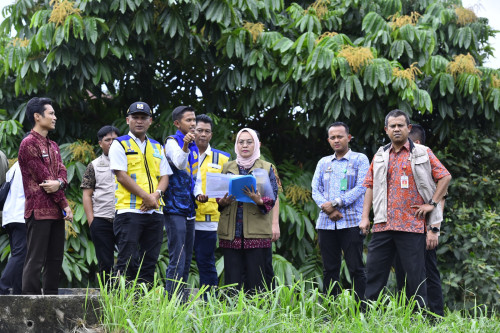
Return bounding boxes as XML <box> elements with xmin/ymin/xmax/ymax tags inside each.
<box><xmin>2</xmin><ymin>162</ymin><xmax>25</xmax><ymax>225</ymax></box>
<box><xmin>195</xmin><ymin>144</ymin><xmax>217</xmax><ymax>231</ymax></box>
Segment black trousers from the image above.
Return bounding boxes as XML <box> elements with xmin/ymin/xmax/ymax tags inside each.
<box><xmin>365</xmin><ymin>231</ymin><xmax>427</xmax><ymax>307</ymax></box>
<box><xmin>317</xmin><ymin>227</ymin><xmax>366</xmax><ymax>299</ymax></box>
<box><xmin>0</xmin><ymin>223</ymin><xmax>27</xmax><ymax>295</ymax></box>
<box><xmin>223</xmin><ymin>247</ymin><xmax>269</xmax><ymax>293</ymax></box>
<box><xmin>89</xmin><ymin>217</ymin><xmax>117</xmax><ymax>279</ymax></box>
<box><xmin>113</xmin><ymin>212</ymin><xmax>163</xmax><ymax>284</ymax></box>
<box><xmin>394</xmin><ymin>247</ymin><xmax>444</xmax><ymax>316</ymax></box>
<box><xmin>22</xmin><ymin>216</ymin><xmax>65</xmax><ymax>295</ymax></box>
<box><xmin>264</xmin><ymin>247</ymin><xmax>275</xmax><ymax>289</ymax></box>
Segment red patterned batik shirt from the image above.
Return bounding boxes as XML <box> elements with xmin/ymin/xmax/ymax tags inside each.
<box><xmin>363</xmin><ymin>141</ymin><xmax>450</xmax><ymax>234</ymax></box>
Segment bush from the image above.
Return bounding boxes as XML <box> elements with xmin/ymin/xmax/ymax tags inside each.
<box><xmin>439</xmin><ymin>208</ymin><xmax>500</xmax><ymax>311</ymax></box>
<box><xmin>437</xmin><ymin>129</ymin><xmax>500</xmax><ymax>311</ymax></box>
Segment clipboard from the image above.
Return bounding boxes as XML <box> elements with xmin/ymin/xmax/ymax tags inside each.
<box><xmin>229</xmin><ymin>175</ymin><xmax>257</xmax><ymax>203</ymax></box>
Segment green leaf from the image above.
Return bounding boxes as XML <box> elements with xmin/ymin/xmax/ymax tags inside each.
<box><xmin>390</xmin><ymin>40</ymin><xmax>404</xmax><ymax>59</ymax></box>
<box><xmin>362</xmin><ymin>12</ymin><xmax>387</xmax><ymax>35</ymax></box>
<box><xmin>75</xmin><ymin>161</ymin><xmax>87</xmax><ymax>181</ymax></box>
<box><xmin>62</xmin><ymin>257</ymin><xmax>72</xmax><ymax>282</ymax></box>
<box><xmin>74</xmin><ymin>204</ymin><xmax>85</xmax><ymax>222</ymax></box>
<box><xmin>54</xmin><ymin>26</ymin><xmax>65</xmax><ymax>46</ymax></box>
<box><xmin>273</xmin><ymin>37</ymin><xmax>294</xmax><ymax>53</ymax></box>
<box><xmin>380</xmin><ymin>0</ymin><xmax>402</xmax><ymax>17</ymax></box>
<box><xmin>403</xmin><ymin>40</ymin><xmax>413</xmax><ymax>59</ymax></box>
<box><xmin>73</xmin><ymin>264</ymin><xmax>82</xmax><ymax>281</ymax></box>
<box><xmin>67</xmin><ymin>163</ymin><xmax>75</xmax><ymax>183</ymax></box>
<box><xmin>352</xmin><ymin>75</ymin><xmax>364</xmax><ymax>101</ymax></box>
<box><xmin>345</xmin><ymin>76</ymin><xmax>353</xmax><ymax>101</ymax></box>
<box><xmin>84</xmin><ymin>18</ymin><xmax>98</xmax><ymax>44</ymax></box>
<box><xmin>399</xmin><ymin>24</ymin><xmax>415</xmax><ymax>43</ymax></box>
<box><xmin>20</xmin><ymin>62</ymin><xmax>30</xmax><ymax>78</ymax></box>
<box><xmin>226</xmin><ymin>35</ymin><xmax>235</xmax><ymax>58</ymax></box>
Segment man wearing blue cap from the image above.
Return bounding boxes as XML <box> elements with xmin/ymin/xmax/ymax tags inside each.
<box><xmin>108</xmin><ymin>102</ymin><xmax>172</xmax><ymax>284</ymax></box>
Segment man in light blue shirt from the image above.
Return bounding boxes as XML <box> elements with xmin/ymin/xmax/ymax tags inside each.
<box><xmin>311</xmin><ymin>122</ymin><xmax>369</xmax><ymax>299</ymax></box>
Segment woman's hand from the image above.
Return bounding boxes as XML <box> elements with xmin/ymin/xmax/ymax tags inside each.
<box><xmin>243</xmin><ymin>185</ymin><xmax>264</xmax><ymax>205</ymax></box>
<box><xmin>219</xmin><ymin>193</ymin><xmax>236</xmax><ymax>207</ymax></box>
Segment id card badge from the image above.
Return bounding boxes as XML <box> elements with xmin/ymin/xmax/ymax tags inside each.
<box><xmin>340</xmin><ymin>178</ymin><xmax>348</xmax><ymax>191</ymax></box>
<box><xmin>401</xmin><ymin>175</ymin><xmax>409</xmax><ymax>189</ymax></box>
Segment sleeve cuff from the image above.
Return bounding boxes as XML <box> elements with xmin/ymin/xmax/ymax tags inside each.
<box><xmin>57</xmin><ymin>198</ymin><xmax>69</xmax><ymax>210</ymax></box>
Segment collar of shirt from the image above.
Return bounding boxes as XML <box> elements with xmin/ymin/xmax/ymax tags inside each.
<box><xmin>199</xmin><ymin>144</ymin><xmax>212</xmax><ymax>165</ymax></box>
<box><xmin>127</xmin><ymin>131</ymin><xmax>148</xmax><ymax>153</ymax></box>
<box><xmin>30</xmin><ymin>129</ymin><xmax>50</xmax><ymax>144</ymax></box>
<box><xmin>331</xmin><ymin>149</ymin><xmax>352</xmax><ymax>162</ymax></box>
<box><xmin>389</xmin><ymin>140</ymin><xmax>411</xmax><ymax>153</ymax></box>
<box><xmin>98</xmin><ymin>154</ymin><xmax>110</xmax><ymax>165</ymax></box>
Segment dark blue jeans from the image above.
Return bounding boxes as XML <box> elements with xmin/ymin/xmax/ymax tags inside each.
<box><xmin>164</xmin><ymin>214</ymin><xmax>195</xmax><ymax>295</ymax></box>
<box><xmin>89</xmin><ymin>217</ymin><xmax>116</xmax><ymax>279</ymax></box>
<box><xmin>193</xmin><ymin>230</ymin><xmax>218</xmax><ymax>287</ymax></box>
<box><xmin>0</xmin><ymin>223</ymin><xmax>27</xmax><ymax>295</ymax></box>
<box><xmin>113</xmin><ymin>212</ymin><xmax>163</xmax><ymax>285</ymax></box>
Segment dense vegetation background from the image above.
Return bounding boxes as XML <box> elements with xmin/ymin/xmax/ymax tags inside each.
<box><xmin>0</xmin><ymin>0</ymin><xmax>499</xmax><ymax>312</ymax></box>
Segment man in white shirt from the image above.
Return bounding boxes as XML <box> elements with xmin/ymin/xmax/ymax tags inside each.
<box><xmin>0</xmin><ymin>162</ymin><xmax>26</xmax><ymax>295</ymax></box>
<box><xmin>108</xmin><ymin>102</ymin><xmax>172</xmax><ymax>285</ymax></box>
<box><xmin>193</xmin><ymin>114</ymin><xmax>230</xmax><ymax>291</ymax></box>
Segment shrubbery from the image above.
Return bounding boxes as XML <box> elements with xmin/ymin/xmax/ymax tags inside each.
<box><xmin>437</xmin><ymin>129</ymin><xmax>500</xmax><ymax>311</ymax></box>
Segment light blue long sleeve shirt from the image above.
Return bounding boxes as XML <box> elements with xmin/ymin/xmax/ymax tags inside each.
<box><xmin>311</xmin><ymin>150</ymin><xmax>369</xmax><ymax>230</ymax></box>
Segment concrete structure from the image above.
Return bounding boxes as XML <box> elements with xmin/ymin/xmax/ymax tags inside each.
<box><xmin>0</xmin><ymin>289</ymin><xmax>101</xmax><ymax>332</ymax></box>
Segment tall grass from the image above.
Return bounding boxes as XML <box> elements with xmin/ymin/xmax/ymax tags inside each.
<box><xmin>94</xmin><ymin>276</ymin><xmax>500</xmax><ymax>332</ymax></box>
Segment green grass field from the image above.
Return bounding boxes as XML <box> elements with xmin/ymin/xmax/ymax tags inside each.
<box><xmin>92</xmin><ymin>277</ymin><xmax>500</xmax><ymax>332</ymax></box>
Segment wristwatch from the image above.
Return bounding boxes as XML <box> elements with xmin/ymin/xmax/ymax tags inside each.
<box><xmin>428</xmin><ymin>199</ymin><xmax>438</xmax><ymax>207</ymax></box>
<box><xmin>430</xmin><ymin>226</ymin><xmax>440</xmax><ymax>233</ymax></box>
<box><xmin>156</xmin><ymin>189</ymin><xmax>163</xmax><ymax>197</ymax></box>
<box><xmin>58</xmin><ymin>179</ymin><xmax>64</xmax><ymax>190</ymax></box>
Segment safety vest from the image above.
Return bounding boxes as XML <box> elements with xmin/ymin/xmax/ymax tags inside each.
<box><xmin>163</xmin><ymin>132</ymin><xmax>200</xmax><ymax>217</ymax></box>
<box><xmin>195</xmin><ymin>148</ymin><xmax>230</xmax><ymax>222</ymax></box>
<box><xmin>90</xmin><ymin>155</ymin><xmax>115</xmax><ymax>219</ymax></box>
<box><xmin>114</xmin><ymin>135</ymin><xmax>164</xmax><ymax>211</ymax></box>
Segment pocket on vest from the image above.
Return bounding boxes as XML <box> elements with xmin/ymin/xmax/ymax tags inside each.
<box><xmin>128</xmin><ymin>156</ymin><xmax>142</xmax><ymax>172</ymax></box>
<box><xmin>246</xmin><ymin>205</ymin><xmax>270</xmax><ymax>236</ymax></box>
<box><xmin>218</xmin><ymin>208</ymin><xmax>231</xmax><ymax>236</ymax></box>
<box><xmin>171</xmin><ymin>193</ymin><xmax>191</xmax><ymax>211</ymax></box>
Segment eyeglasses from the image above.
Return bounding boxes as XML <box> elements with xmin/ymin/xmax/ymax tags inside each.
<box><xmin>237</xmin><ymin>140</ymin><xmax>254</xmax><ymax>146</ymax></box>
<box><xmin>196</xmin><ymin>129</ymin><xmax>212</xmax><ymax>134</ymax></box>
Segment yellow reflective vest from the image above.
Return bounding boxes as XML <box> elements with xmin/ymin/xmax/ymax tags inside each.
<box><xmin>195</xmin><ymin>147</ymin><xmax>230</xmax><ymax>222</ymax></box>
<box><xmin>114</xmin><ymin>135</ymin><xmax>164</xmax><ymax>211</ymax></box>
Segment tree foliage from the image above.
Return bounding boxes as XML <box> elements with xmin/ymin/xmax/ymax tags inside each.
<box><xmin>0</xmin><ymin>0</ymin><xmax>499</xmax><ymax>310</ymax></box>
